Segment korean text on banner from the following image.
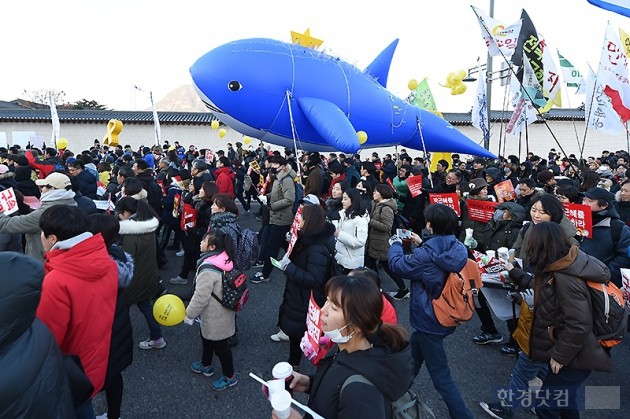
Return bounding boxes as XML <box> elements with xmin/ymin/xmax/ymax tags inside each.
<box><xmin>620</xmin><ymin>268</ymin><xmax>630</xmax><ymax>308</ymax></box>
<box><xmin>563</xmin><ymin>202</ymin><xmax>593</xmax><ymax>238</ymax></box>
<box><xmin>406</xmin><ymin>175</ymin><xmax>424</xmax><ymax>198</ymax></box>
<box><xmin>429</xmin><ymin>193</ymin><xmax>461</xmax><ymax>216</ymax></box>
<box><xmin>0</xmin><ymin>187</ymin><xmax>19</xmax><ymax>216</ymax></box>
<box><xmin>286</xmin><ymin>206</ymin><xmax>304</xmax><ymax>257</ymax></box>
<box><xmin>494</xmin><ymin>180</ymin><xmax>516</xmax><ymax>203</ymax></box>
<box><xmin>205</xmin><ymin>149</ymin><xmax>214</xmax><ymax>164</ymax></box>
<box><xmin>467</xmin><ymin>199</ymin><xmax>499</xmax><ymax>222</ymax></box>
<box><xmin>301</xmin><ymin>293</ymin><xmax>328</xmax><ymax>366</ymax></box>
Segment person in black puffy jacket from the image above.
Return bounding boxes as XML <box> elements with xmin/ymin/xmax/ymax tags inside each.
<box><xmin>88</xmin><ymin>214</ymin><xmax>135</xmax><ymax>419</ymax></box>
<box><xmin>0</xmin><ymin>252</ymin><xmax>74</xmax><ymax>418</ymax></box>
<box><xmin>275</xmin><ymin>204</ymin><xmax>335</xmax><ymax>370</ymax></box>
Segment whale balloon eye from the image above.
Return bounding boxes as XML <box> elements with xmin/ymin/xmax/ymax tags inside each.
<box><xmin>228</xmin><ymin>81</ymin><xmax>242</xmax><ymax>91</ymax></box>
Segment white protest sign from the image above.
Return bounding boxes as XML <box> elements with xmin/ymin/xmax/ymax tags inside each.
<box><xmin>0</xmin><ymin>187</ymin><xmax>19</xmax><ymax>215</ymax></box>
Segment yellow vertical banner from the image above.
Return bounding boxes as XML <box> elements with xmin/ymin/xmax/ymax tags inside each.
<box><xmin>429</xmin><ymin>152</ymin><xmax>453</xmax><ymax>172</ymax></box>
<box><xmin>620</xmin><ymin>28</ymin><xmax>630</xmax><ymax>57</ymax></box>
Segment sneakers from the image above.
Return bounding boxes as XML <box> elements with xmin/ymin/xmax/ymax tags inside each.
<box><xmin>250</xmin><ymin>272</ymin><xmax>269</xmax><ymax>284</ymax></box>
<box><xmin>500</xmin><ymin>344</ymin><xmax>519</xmax><ymax>356</ymax></box>
<box><xmin>473</xmin><ymin>332</ymin><xmax>503</xmax><ymax>345</ymax></box>
<box><xmin>176</xmin><ymin>249</ymin><xmax>185</xmax><ymax>257</ymax></box>
<box><xmin>191</xmin><ymin>361</ymin><xmax>215</xmax><ymax>377</ymax></box>
<box><xmin>212</xmin><ymin>375</ymin><xmax>238</xmax><ymax>391</ymax></box>
<box><xmin>139</xmin><ymin>337</ymin><xmax>166</xmax><ymax>350</ymax></box>
<box><xmin>479</xmin><ymin>401</ymin><xmax>513</xmax><ymax>419</ymax></box>
<box><xmin>270</xmin><ymin>330</ymin><xmax>290</xmax><ymax>342</ymax></box>
<box><xmin>388</xmin><ymin>289</ymin><xmax>410</xmax><ymax>300</ymax></box>
<box><xmin>169</xmin><ymin>275</ymin><xmax>188</xmax><ymax>285</ymax></box>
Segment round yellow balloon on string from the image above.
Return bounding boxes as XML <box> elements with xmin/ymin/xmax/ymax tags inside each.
<box><xmin>451</xmin><ymin>84</ymin><xmax>467</xmax><ymax>95</ymax></box>
<box><xmin>408</xmin><ymin>79</ymin><xmax>419</xmax><ymax>90</ymax></box>
<box><xmin>218</xmin><ymin>128</ymin><xmax>227</xmax><ymax>138</ymax></box>
<box><xmin>243</xmin><ymin>136</ymin><xmax>251</xmax><ymax>145</ymax></box>
<box><xmin>211</xmin><ymin>120</ymin><xmax>220</xmax><ymax>129</ymax></box>
<box><xmin>357</xmin><ymin>131</ymin><xmax>368</xmax><ymax>145</ymax></box>
<box><xmin>153</xmin><ymin>294</ymin><xmax>186</xmax><ymax>326</ymax></box>
<box><xmin>56</xmin><ymin>137</ymin><xmax>69</xmax><ymax>150</ymax></box>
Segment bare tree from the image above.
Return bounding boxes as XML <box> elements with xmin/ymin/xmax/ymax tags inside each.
<box><xmin>21</xmin><ymin>89</ymin><xmax>66</xmax><ymax>106</ymax></box>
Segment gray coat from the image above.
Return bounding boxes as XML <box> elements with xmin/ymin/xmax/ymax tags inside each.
<box><xmin>0</xmin><ymin>191</ymin><xmax>77</xmax><ymax>260</ymax></box>
<box><xmin>269</xmin><ymin>166</ymin><xmax>297</xmax><ymax>227</ymax></box>
<box><xmin>367</xmin><ymin>199</ymin><xmax>397</xmax><ymax>261</ymax></box>
<box><xmin>186</xmin><ymin>253</ymin><xmax>236</xmax><ymax>341</ymax></box>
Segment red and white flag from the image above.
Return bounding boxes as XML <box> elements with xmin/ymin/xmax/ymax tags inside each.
<box><xmin>471</xmin><ymin>6</ymin><xmax>521</xmax><ymax>59</ymax></box>
<box><xmin>599</xmin><ymin>24</ymin><xmax>630</xmax><ymax>122</ymax></box>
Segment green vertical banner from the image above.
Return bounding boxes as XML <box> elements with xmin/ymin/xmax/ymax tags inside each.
<box><xmin>412</xmin><ymin>78</ymin><xmax>438</xmax><ymax>112</ymax></box>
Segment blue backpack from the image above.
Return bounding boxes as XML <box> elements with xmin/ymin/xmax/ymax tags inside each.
<box><xmin>282</xmin><ymin>174</ymin><xmax>304</xmax><ymax>214</ymax></box>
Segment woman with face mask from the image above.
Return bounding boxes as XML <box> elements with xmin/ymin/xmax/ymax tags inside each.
<box><xmin>276</xmin><ymin>275</ymin><xmax>413</xmax><ymax>419</ymax></box>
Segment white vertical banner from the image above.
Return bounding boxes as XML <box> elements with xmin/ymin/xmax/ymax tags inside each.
<box><xmin>585</xmin><ymin>67</ymin><xmax>623</xmax><ymax>135</ymax></box>
<box><xmin>48</xmin><ymin>91</ymin><xmax>60</xmax><ymax>147</ymax></box>
<box><xmin>471</xmin><ymin>67</ymin><xmax>489</xmax><ymax>140</ymax></box>
<box><xmin>470</xmin><ymin>6</ymin><xmax>522</xmax><ymax>59</ymax></box>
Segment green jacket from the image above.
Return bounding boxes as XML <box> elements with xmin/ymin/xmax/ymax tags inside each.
<box><xmin>392</xmin><ymin>176</ymin><xmax>409</xmax><ymax>211</ymax></box>
<box><xmin>269</xmin><ymin>166</ymin><xmax>297</xmax><ymax>227</ymax></box>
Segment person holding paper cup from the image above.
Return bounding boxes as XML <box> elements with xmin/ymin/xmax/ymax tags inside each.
<box><xmin>273</xmin><ymin>275</ymin><xmax>412</xmax><ymax>419</ymax></box>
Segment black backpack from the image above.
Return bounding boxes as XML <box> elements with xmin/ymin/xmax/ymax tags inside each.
<box><xmin>197</xmin><ymin>264</ymin><xmax>250</xmax><ymax>312</ymax></box>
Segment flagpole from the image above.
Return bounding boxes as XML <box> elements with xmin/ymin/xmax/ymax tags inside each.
<box><xmin>471</xmin><ymin>6</ymin><xmax>573</xmax><ymax>163</ymax></box>
<box><xmin>416</xmin><ymin>116</ymin><xmax>433</xmax><ymax>188</ymax></box>
<box><xmin>484</xmin><ymin>0</ymin><xmax>494</xmax><ymax>152</ymax></box>
<box><xmin>518</xmin><ymin>131</ymin><xmax>522</xmax><ymax>161</ymax></box>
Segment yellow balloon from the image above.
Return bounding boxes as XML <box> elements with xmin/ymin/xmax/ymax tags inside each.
<box><xmin>446</xmin><ymin>72</ymin><xmax>456</xmax><ymax>88</ymax></box>
<box><xmin>451</xmin><ymin>84</ymin><xmax>467</xmax><ymax>95</ymax></box>
<box><xmin>153</xmin><ymin>294</ymin><xmax>186</xmax><ymax>326</ymax></box>
<box><xmin>244</xmin><ymin>137</ymin><xmax>251</xmax><ymax>145</ymax></box>
<box><xmin>408</xmin><ymin>79</ymin><xmax>419</xmax><ymax>90</ymax></box>
<box><xmin>451</xmin><ymin>74</ymin><xmax>462</xmax><ymax>85</ymax></box>
<box><xmin>56</xmin><ymin>137</ymin><xmax>69</xmax><ymax>149</ymax></box>
<box><xmin>218</xmin><ymin>128</ymin><xmax>227</xmax><ymax>138</ymax></box>
<box><xmin>211</xmin><ymin>120</ymin><xmax>220</xmax><ymax>129</ymax></box>
<box><xmin>457</xmin><ymin>70</ymin><xmax>467</xmax><ymax>80</ymax></box>
<box><xmin>357</xmin><ymin>131</ymin><xmax>368</xmax><ymax>144</ymax></box>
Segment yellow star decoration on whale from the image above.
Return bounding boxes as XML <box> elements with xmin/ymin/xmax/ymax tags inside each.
<box><xmin>291</xmin><ymin>28</ymin><xmax>323</xmax><ymax>49</ymax></box>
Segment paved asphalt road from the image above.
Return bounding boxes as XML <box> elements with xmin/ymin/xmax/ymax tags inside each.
<box><xmin>92</xmin><ymin>205</ymin><xmax>629</xmax><ymax>418</ymax></box>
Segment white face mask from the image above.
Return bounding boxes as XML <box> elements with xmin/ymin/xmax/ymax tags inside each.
<box><xmin>323</xmin><ymin>323</ymin><xmax>354</xmax><ymax>343</ymax></box>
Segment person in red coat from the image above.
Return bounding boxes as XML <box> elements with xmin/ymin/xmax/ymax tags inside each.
<box><xmin>214</xmin><ymin>156</ymin><xmax>235</xmax><ymax>197</ymax></box>
<box><xmin>36</xmin><ymin>204</ymin><xmax>118</xmax><ymax>416</ymax></box>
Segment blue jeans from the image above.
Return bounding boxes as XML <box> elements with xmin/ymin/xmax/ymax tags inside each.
<box><xmin>536</xmin><ymin>366</ymin><xmax>591</xmax><ymax>419</ymax></box>
<box><xmin>503</xmin><ymin>352</ymin><xmax>548</xmax><ymax>408</ymax></box>
<box><xmin>137</xmin><ymin>299</ymin><xmax>162</xmax><ymax>341</ymax></box>
<box><xmin>410</xmin><ymin>331</ymin><xmax>473</xmax><ymax>419</ymax></box>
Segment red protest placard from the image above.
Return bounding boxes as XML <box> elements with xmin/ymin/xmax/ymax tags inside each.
<box><xmin>563</xmin><ymin>203</ymin><xmax>593</xmax><ymax>238</ymax></box>
<box><xmin>286</xmin><ymin>205</ymin><xmax>303</xmax><ymax>257</ymax></box>
<box><xmin>493</xmin><ymin>180</ymin><xmax>516</xmax><ymax>203</ymax></box>
<box><xmin>301</xmin><ymin>292</ymin><xmax>331</xmax><ymax>366</ymax></box>
<box><xmin>172</xmin><ymin>193</ymin><xmax>181</xmax><ymax>219</ymax></box>
<box><xmin>467</xmin><ymin>199</ymin><xmax>499</xmax><ymax>222</ymax></box>
<box><xmin>429</xmin><ymin>193</ymin><xmax>461</xmax><ymax>216</ymax></box>
<box><xmin>406</xmin><ymin>175</ymin><xmax>424</xmax><ymax>198</ymax></box>
<box><xmin>204</xmin><ymin>149</ymin><xmax>214</xmax><ymax>164</ymax></box>
<box><xmin>0</xmin><ymin>187</ymin><xmax>19</xmax><ymax>216</ymax></box>
<box><xmin>180</xmin><ymin>202</ymin><xmax>197</xmax><ymax>231</ymax></box>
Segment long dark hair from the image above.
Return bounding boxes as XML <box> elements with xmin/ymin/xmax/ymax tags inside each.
<box><xmin>326</xmin><ymin>275</ymin><xmax>407</xmax><ymax>352</ymax></box>
<box><xmin>115</xmin><ymin>196</ymin><xmax>158</xmax><ymax>221</ymax></box>
<box><xmin>527</xmin><ymin>222</ymin><xmax>573</xmax><ymax>274</ymax></box>
<box><xmin>213</xmin><ymin>194</ymin><xmax>239</xmax><ymax>215</ymax></box>
<box><xmin>343</xmin><ymin>188</ymin><xmax>367</xmax><ymax>219</ymax></box>
<box><xmin>530</xmin><ymin>194</ymin><xmax>565</xmax><ymax>223</ymax></box>
<box><xmin>580</xmin><ymin>170</ymin><xmax>600</xmax><ymax>192</ymax></box>
<box><xmin>202</xmin><ymin>181</ymin><xmax>219</xmax><ymax>203</ymax></box>
<box><xmin>299</xmin><ymin>204</ymin><xmax>327</xmax><ymax>237</ymax></box>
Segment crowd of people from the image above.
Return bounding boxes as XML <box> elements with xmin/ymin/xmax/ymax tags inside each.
<box><xmin>0</xmin><ymin>138</ymin><xmax>627</xmax><ymax>418</ymax></box>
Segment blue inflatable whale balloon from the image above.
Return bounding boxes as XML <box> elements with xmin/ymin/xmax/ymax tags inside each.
<box><xmin>190</xmin><ymin>38</ymin><xmax>495</xmax><ymax>158</ymax></box>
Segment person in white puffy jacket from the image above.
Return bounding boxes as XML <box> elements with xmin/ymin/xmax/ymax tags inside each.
<box><xmin>333</xmin><ymin>188</ymin><xmax>369</xmax><ymax>271</ymax></box>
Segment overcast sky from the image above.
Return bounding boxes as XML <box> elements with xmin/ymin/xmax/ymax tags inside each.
<box><xmin>1</xmin><ymin>0</ymin><xmax>627</xmax><ymax>112</ymax></box>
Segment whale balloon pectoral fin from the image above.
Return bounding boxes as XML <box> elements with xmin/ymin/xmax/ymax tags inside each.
<box><xmin>296</xmin><ymin>97</ymin><xmax>360</xmax><ymax>154</ymax></box>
